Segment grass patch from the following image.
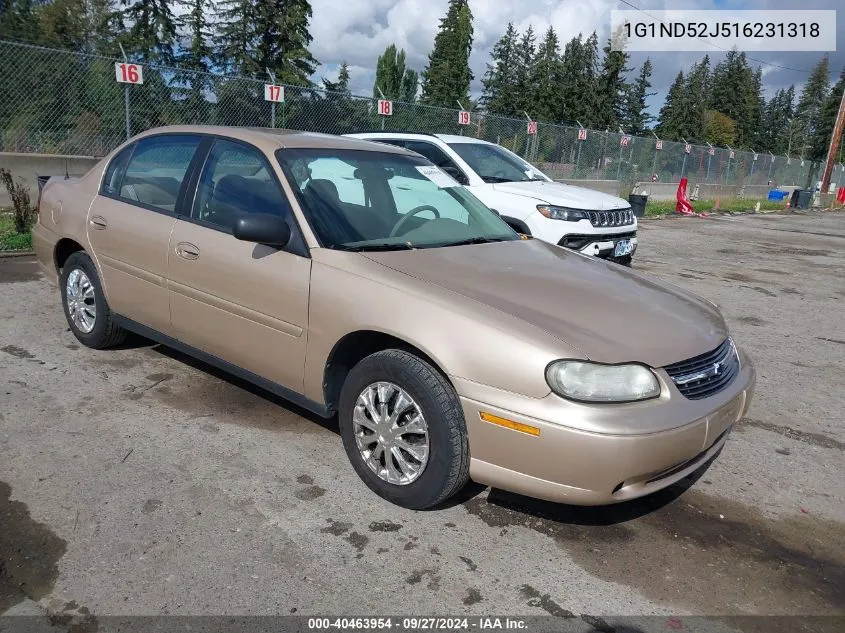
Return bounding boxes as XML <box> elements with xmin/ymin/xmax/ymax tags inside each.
<box><xmin>645</xmin><ymin>198</ymin><xmax>786</xmax><ymax>217</ymax></box>
<box><xmin>0</xmin><ymin>212</ymin><xmax>33</xmax><ymax>251</ymax></box>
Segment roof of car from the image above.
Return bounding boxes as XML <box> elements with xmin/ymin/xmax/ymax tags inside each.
<box><xmin>130</xmin><ymin>125</ymin><xmax>413</xmax><ymax>154</ymax></box>
<box><xmin>346</xmin><ymin>132</ymin><xmax>492</xmax><ymax>145</ymax></box>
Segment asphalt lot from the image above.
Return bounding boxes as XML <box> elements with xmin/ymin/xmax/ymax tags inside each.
<box><xmin>1</xmin><ymin>212</ymin><xmax>844</xmax><ymax>627</ymax></box>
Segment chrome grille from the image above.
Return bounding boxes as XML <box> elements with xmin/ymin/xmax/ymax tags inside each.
<box><xmin>664</xmin><ymin>338</ymin><xmax>739</xmax><ymax>400</ymax></box>
<box><xmin>587</xmin><ymin>208</ymin><xmax>634</xmax><ymax>227</ymax></box>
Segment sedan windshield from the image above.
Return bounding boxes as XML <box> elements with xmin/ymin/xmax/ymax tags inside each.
<box><xmin>447</xmin><ymin>142</ymin><xmax>551</xmax><ymax>184</ymax></box>
<box><xmin>277</xmin><ymin>149</ymin><xmax>518</xmax><ymax>251</ymax></box>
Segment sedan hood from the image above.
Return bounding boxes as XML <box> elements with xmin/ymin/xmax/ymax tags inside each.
<box><xmin>492</xmin><ymin>180</ymin><xmax>630</xmax><ymax>211</ymax></box>
<box><xmin>364</xmin><ymin>240</ymin><xmax>727</xmax><ymax>368</ymax></box>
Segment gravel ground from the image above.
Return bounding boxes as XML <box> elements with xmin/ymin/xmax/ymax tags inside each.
<box><xmin>1</xmin><ymin>212</ymin><xmax>843</xmax><ymax>629</ymax></box>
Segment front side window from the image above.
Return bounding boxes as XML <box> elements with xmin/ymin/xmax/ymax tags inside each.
<box><xmin>193</xmin><ymin>139</ymin><xmax>289</xmax><ymax>231</ymax></box>
<box><xmin>447</xmin><ymin>142</ymin><xmax>551</xmax><ymax>184</ymax></box>
<box><xmin>120</xmin><ymin>135</ymin><xmax>201</xmax><ymax>212</ymax></box>
<box><xmin>278</xmin><ymin>148</ymin><xmax>516</xmax><ymax>251</ymax></box>
<box><xmin>404</xmin><ymin>141</ymin><xmax>468</xmax><ymax>184</ymax></box>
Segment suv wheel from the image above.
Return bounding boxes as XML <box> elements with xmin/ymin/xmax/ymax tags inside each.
<box><xmin>338</xmin><ymin>349</ymin><xmax>469</xmax><ymax>509</ymax></box>
<box><xmin>60</xmin><ymin>252</ymin><xmax>126</xmax><ymax>349</ymax></box>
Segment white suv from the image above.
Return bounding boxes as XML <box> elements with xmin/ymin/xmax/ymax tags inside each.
<box><xmin>347</xmin><ymin>133</ymin><xmax>637</xmax><ymax>263</ymax></box>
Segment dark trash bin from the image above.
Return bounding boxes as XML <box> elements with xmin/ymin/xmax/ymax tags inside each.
<box><xmin>629</xmin><ymin>193</ymin><xmax>648</xmax><ymax>218</ymax></box>
<box><xmin>789</xmin><ymin>189</ymin><xmax>812</xmax><ymax>209</ymax></box>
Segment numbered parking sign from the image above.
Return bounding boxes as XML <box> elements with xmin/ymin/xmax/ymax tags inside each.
<box><xmin>115</xmin><ymin>62</ymin><xmax>143</xmax><ymax>84</ymax></box>
<box><xmin>655</xmin><ymin>140</ymin><xmax>663</xmax><ymax>150</ymax></box>
<box><xmin>729</xmin><ymin>150</ymin><xmax>735</xmax><ymax>159</ymax></box>
<box><xmin>527</xmin><ymin>121</ymin><xmax>538</xmax><ymax>135</ymax></box>
<box><xmin>620</xmin><ymin>136</ymin><xmax>630</xmax><ymax>147</ymax></box>
<box><xmin>708</xmin><ymin>147</ymin><xmax>715</xmax><ymax>156</ymax></box>
<box><xmin>264</xmin><ymin>84</ymin><xmax>284</xmax><ymax>102</ymax></box>
<box><xmin>378</xmin><ymin>99</ymin><xmax>393</xmax><ymax>116</ymax></box>
<box><xmin>577</xmin><ymin>128</ymin><xmax>587</xmax><ymax>141</ymax></box>
<box><xmin>458</xmin><ymin>110</ymin><xmax>471</xmax><ymax>125</ymax></box>
<box><xmin>684</xmin><ymin>143</ymin><xmax>691</xmax><ymax>154</ymax></box>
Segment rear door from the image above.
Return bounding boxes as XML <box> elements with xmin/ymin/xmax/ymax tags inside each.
<box><xmin>87</xmin><ymin>134</ymin><xmax>203</xmax><ymax>334</ymax></box>
<box><xmin>167</xmin><ymin>138</ymin><xmax>311</xmax><ymax>392</ymax></box>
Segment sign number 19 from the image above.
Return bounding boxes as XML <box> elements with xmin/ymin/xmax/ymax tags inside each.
<box><xmin>115</xmin><ymin>62</ymin><xmax>143</xmax><ymax>84</ymax></box>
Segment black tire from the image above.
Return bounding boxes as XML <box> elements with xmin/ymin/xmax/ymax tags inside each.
<box><xmin>60</xmin><ymin>251</ymin><xmax>126</xmax><ymax>349</ymax></box>
<box><xmin>338</xmin><ymin>349</ymin><xmax>470</xmax><ymax>510</ymax></box>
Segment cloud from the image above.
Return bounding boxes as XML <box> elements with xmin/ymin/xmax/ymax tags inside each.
<box><xmin>308</xmin><ymin>0</ymin><xmax>845</xmax><ymax>108</ymax></box>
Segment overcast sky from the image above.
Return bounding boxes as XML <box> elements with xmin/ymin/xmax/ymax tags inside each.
<box><xmin>308</xmin><ymin>0</ymin><xmax>844</xmax><ymax>116</ymax></box>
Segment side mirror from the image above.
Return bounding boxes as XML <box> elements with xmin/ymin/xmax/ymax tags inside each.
<box><xmin>233</xmin><ymin>213</ymin><xmax>291</xmax><ymax>247</ymax></box>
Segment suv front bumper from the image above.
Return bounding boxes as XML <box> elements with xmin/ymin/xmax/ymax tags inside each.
<box><xmin>559</xmin><ymin>230</ymin><xmax>638</xmax><ymax>259</ymax></box>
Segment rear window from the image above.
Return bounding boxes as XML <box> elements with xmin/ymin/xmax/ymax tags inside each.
<box><xmin>118</xmin><ymin>135</ymin><xmax>201</xmax><ymax>212</ymax></box>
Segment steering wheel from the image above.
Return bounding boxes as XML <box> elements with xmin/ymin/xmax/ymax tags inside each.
<box><xmin>390</xmin><ymin>205</ymin><xmax>441</xmax><ymax>237</ymax></box>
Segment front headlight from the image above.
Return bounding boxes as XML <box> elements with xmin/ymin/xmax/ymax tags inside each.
<box><xmin>546</xmin><ymin>361</ymin><xmax>661</xmax><ymax>403</ymax></box>
<box><xmin>537</xmin><ymin>205</ymin><xmax>589</xmax><ymax>221</ymax></box>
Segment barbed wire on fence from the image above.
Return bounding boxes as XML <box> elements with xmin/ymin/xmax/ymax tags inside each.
<box><xmin>2</xmin><ymin>38</ymin><xmax>842</xmax><ymax>194</ymax></box>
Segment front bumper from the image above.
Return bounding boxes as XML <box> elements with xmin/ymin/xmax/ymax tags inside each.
<box><xmin>457</xmin><ymin>351</ymin><xmax>755</xmax><ymax>505</ymax></box>
<box><xmin>559</xmin><ymin>231</ymin><xmax>638</xmax><ymax>259</ymax></box>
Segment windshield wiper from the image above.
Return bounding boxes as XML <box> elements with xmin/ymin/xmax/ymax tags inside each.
<box><xmin>341</xmin><ymin>242</ymin><xmax>416</xmax><ymax>252</ymax></box>
<box><xmin>481</xmin><ymin>176</ymin><xmax>513</xmax><ymax>183</ymax></box>
<box><xmin>442</xmin><ymin>236</ymin><xmax>507</xmax><ymax>247</ymax></box>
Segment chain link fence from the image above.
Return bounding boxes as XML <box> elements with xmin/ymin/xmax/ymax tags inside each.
<box><xmin>2</xmin><ymin>38</ymin><xmax>841</xmax><ymax>197</ymax></box>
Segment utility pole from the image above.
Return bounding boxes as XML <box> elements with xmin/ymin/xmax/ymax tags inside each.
<box><xmin>821</xmin><ymin>86</ymin><xmax>845</xmax><ymax>193</ymax></box>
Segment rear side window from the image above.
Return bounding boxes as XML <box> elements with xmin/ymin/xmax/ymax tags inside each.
<box><xmin>119</xmin><ymin>135</ymin><xmax>201</xmax><ymax>212</ymax></box>
<box><xmin>101</xmin><ymin>144</ymin><xmax>134</xmax><ymax>196</ymax></box>
<box><xmin>193</xmin><ymin>139</ymin><xmax>290</xmax><ymax>231</ymax></box>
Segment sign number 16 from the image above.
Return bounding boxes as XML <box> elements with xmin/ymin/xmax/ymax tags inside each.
<box><xmin>115</xmin><ymin>62</ymin><xmax>143</xmax><ymax>84</ymax></box>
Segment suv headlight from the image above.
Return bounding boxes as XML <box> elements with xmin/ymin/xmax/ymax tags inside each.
<box><xmin>546</xmin><ymin>361</ymin><xmax>661</xmax><ymax>403</ymax></box>
<box><xmin>537</xmin><ymin>205</ymin><xmax>589</xmax><ymax>221</ymax></box>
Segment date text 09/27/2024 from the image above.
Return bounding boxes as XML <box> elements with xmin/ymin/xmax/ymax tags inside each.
<box><xmin>307</xmin><ymin>618</ymin><xmax>528</xmax><ymax>630</ymax></box>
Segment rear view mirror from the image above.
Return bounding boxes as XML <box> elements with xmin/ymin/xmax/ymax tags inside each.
<box><xmin>233</xmin><ymin>213</ymin><xmax>291</xmax><ymax>247</ymax></box>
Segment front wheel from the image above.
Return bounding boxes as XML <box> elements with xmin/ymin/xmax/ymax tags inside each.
<box><xmin>338</xmin><ymin>349</ymin><xmax>469</xmax><ymax>509</ymax></box>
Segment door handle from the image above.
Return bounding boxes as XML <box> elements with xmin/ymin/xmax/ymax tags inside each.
<box><xmin>175</xmin><ymin>242</ymin><xmax>200</xmax><ymax>260</ymax></box>
<box><xmin>89</xmin><ymin>215</ymin><xmax>107</xmax><ymax>230</ymax></box>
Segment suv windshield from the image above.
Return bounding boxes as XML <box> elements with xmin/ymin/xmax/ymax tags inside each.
<box><xmin>277</xmin><ymin>148</ymin><xmax>517</xmax><ymax>251</ymax></box>
<box><xmin>447</xmin><ymin>142</ymin><xmax>551</xmax><ymax>183</ymax></box>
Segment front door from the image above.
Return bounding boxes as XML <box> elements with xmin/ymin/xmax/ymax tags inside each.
<box><xmin>87</xmin><ymin>134</ymin><xmax>202</xmax><ymax>334</ymax></box>
<box><xmin>167</xmin><ymin>138</ymin><xmax>311</xmax><ymax>392</ymax></box>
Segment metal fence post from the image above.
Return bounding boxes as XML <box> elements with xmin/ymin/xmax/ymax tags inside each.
<box><xmin>124</xmin><ymin>85</ymin><xmax>131</xmax><ymax>140</ymax></box>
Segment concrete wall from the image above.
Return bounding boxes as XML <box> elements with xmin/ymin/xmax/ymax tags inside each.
<box><xmin>0</xmin><ymin>152</ymin><xmax>99</xmax><ymax>207</ymax></box>
<box><xmin>632</xmin><ymin>181</ymin><xmax>802</xmax><ymax>202</ymax></box>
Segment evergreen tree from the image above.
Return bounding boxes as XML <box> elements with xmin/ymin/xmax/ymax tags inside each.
<box><xmin>793</xmin><ymin>55</ymin><xmax>830</xmax><ymax>161</ymax></box>
<box><xmin>39</xmin><ymin>0</ymin><xmax>87</xmax><ymax>49</ymax></box>
<box><xmin>174</xmin><ymin>0</ymin><xmax>215</xmax><ymax>122</ymax></box>
<box><xmin>373</xmin><ymin>44</ymin><xmax>405</xmax><ymax>99</ymax></box>
<box><xmin>420</xmin><ymin>0</ymin><xmax>473</xmax><ymax>108</ymax></box>
<box><xmin>529</xmin><ymin>27</ymin><xmax>561</xmax><ymax>121</ymax></box>
<box><xmin>118</xmin><ymin>0</ymin><xmax>178</xmax><ymax>63</ymax></box>
<box><xmin>216</xmin><ymin>0</ymin><xmax>254</xmax><ymax>74</ymax></box>
<box><xmin>683</xmin><ymin>55</ymin><xmax>711</xmax><ymax>141</ymax></box>
<box><xmin>595</xmin><ymin>26</ymin><xmax>629</xmax><ymax>130</ymax></box>
<box><xmin>710</xmin><ymin>50</ymin><xmax>758</xmax><ymax>148</ymax></box>
<box><xmin>512</xmin><ymin>25</ymin><xmax>535</xmax><ymax>115</ymax></box>
<box><xmin>656</xmin><ymin>70</ymin><xmax>685</xmax><ymax>139</ymax></box>
<box><xmin>253</xmin><ymin>0</ymin><xmax>318</xmax><ymax>85</ymax></box>
<box><xmin>323</xmin><ymin>61</ymin><xmax>350</xmax><ymax>94</ymax></box>
<box><xmin>480</xmin><ymin>22</ymin><xmax>519</xmax><ymax>116</ymax></box>
<box><xmin>0</xmin><ymin>0</ymin><xmax>43</xmax><ymax>43</ymax></box>
<box><xmin>622</xmin><ymin>58</ymin><xmax>654</xmax><ymax>134</ymax></box>
<box><xmin>400</xmin><ymin>69</ymin><xmax>419</xmax><ymax>102</ymax></box>
<box><xmin>810</xmin><ymin>64</ymin><xmax>843</xmax><ymax>162</ymax></box>
<box><xmin>760</xmin><ymin>86</ymin><xmax>794</xmax><ymax>154</ymax></box>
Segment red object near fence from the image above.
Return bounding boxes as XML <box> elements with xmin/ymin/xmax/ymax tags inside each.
<box><xmin>676</xmin><ymin>177</ymin><xmax>694</xmax><ymax>215</ymax></box>
<box><xmin>837</xmin><ymin>186</ymin><xmax>845</xmax><ymax>205</ymax></box>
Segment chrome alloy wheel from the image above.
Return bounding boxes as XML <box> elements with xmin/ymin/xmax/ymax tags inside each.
<box><xmin>66</xmin><ymin>268</ymin><xmax>96</xmax><ymax>333</ymax></box>
<box><xmin>352</xmin><ymin>381</ymin><xmax>429</xmax><ymax>485</ymax></box>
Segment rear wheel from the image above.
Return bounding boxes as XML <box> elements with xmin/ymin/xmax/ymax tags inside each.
<box><xmin>338</xmin><ymin>349</ymin><xmax>469</xmax><ymax>509</ymax></box>
<box><xmin>60</xmin><ymin>251</ymin><xmax>126</xmax><ymax>349</ymax></box>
